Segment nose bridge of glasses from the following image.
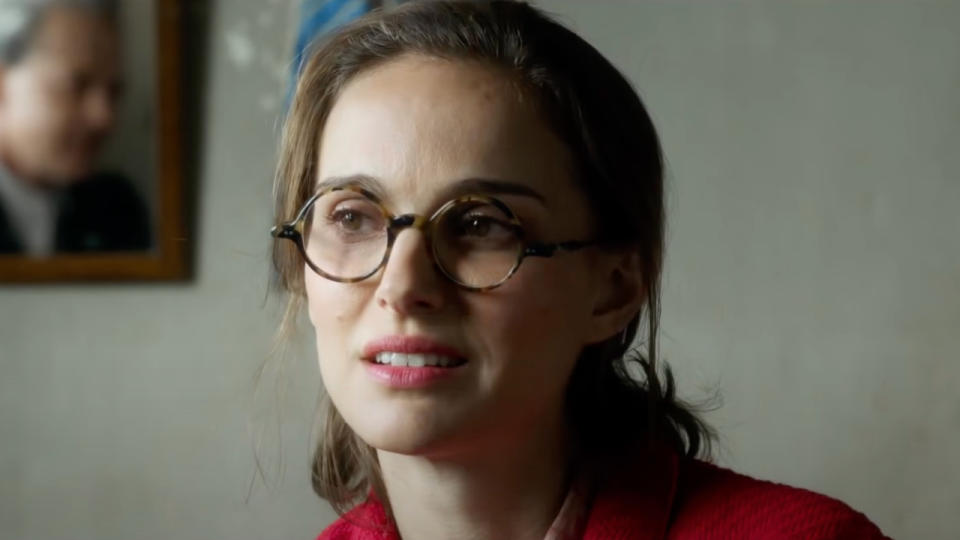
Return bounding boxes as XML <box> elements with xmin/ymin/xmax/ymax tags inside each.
<box><xmin>389</xmin><ymin>213</ymin><xmax>430</xmax><ymax>234</ymax></box>
<box><xmin>379</xmin><ymin>213</ymin><xmax>443</xmax><ymax>283</ymax></box>
<box><xmin>385</xmin><ymin>213</ymin><xmax>434</xmax><ymax>256</ymax></box>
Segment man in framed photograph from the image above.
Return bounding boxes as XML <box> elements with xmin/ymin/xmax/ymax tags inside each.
<box><xmin>0</xmin><ymin>0</ymin><xmax>150</xmax><ymax>256</ymax></box>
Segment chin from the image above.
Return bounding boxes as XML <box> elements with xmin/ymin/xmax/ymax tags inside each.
<box><xmin>58</xmin><ymin>155</ymin><xmax>96</xmax><ymax>181</ymax></box>
<box><xmin>343</xmin><ymin>403</ymin><xmax>466</xmax><ymax>457</ymax></box>
<box><xmin>353</xmin><ymin>423</ymin><xmax>439</xmax><ymax>456</ymax></box>
<box><xmin>44</xmin><ymin>166</ymin><xmax>91</xmax><ymax>186</ymax></box>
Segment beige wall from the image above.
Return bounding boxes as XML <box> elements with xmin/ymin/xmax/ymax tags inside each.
<box><xmin>1</xmin><ymin>1</ymin><xmax>957</xmax><ymax>538</ymax></box>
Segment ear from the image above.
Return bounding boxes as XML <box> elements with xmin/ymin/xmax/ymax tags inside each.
<box><xmin>584</xmin><ymin>249</ymin><xmax>646</xmax><ymax>345</ymax></box>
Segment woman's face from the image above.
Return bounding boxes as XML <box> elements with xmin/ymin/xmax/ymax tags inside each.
<box><xmin>306</xmin><ymin>54</ymin><xmax>616</xmax><ymax>459</ymax></box>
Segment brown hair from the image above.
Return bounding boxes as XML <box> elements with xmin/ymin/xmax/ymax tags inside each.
<box><xmin>271</xmin><ymin>0</ymin><xmax>714</xmax><ymax>515</ymax></box>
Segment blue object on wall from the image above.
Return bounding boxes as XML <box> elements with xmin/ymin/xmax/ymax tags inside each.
<box><xmin>287</xmin><ymin>0</ymin><xmax>410</xmax><ymax>109</ymax></box>
<box><xmin>291</xmin><ymin>0</ymin><xmax>372</xmax><ymax>79</ymax></box>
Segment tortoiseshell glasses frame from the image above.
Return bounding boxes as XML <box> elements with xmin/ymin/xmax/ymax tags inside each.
<box><xmin>271</xmin><ymin>185</ymin><xmax>596</xmax><ymax>292</ymax></box>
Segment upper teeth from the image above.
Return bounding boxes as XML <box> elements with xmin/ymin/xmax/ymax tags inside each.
<box><xmin>374</xmin><ymin>352</ymin><xmax>459</xmax><ymax>367</ymax></box>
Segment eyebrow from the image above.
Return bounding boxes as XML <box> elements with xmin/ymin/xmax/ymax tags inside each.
<box><xmin>315</xmin><ymin>174</ymin><xmax>547</xmax><ymax>206</ymax></box>
<box><xmin>316</xmin><ymin>174</ymin><xmax>385</xmax><ymax>200</ymax></box>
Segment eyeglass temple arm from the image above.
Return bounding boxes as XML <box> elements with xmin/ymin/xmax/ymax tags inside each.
<box><xmin>523</xmin><ymin>240</ymin><xmax>595</xmax><ymax>258</ymax></box>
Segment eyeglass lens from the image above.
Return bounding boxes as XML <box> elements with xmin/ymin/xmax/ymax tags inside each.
<box><xmin>302</xmin><ymin>191</ymin><xmax>524</xmax><ymax>288</ymax></box>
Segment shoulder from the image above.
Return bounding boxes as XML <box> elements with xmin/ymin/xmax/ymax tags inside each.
<box><xmin>668</xmin><ymin>459</ymin><xmax>889</xmax><ymax>539</ymax></box>
<box><xmin>65</xmin><ymin>172</ymin><xmax>144</xmax><ymax>206</ymax></box>
<box><xmin>57</xmin><ymin>172</ymin><xmax>151</xmax><ymax>251</ymax></box>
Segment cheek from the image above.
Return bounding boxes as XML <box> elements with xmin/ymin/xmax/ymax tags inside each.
<box><xmin>476</xmin><ymin>262</ymin><xmax>593</xmax><ymax>368</ymax></box>
<box><xmin>6</xmin><ymin>86</ymin><xmax>69</xmax><ymax>143</ymax></box>
<box><xmin>305</xmin><ymin>271</ymin><xmax>369</xmax><ymax>360</ymax></box>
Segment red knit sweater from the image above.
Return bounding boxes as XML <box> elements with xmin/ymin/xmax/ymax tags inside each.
<box><xmin>317</xmin><ymin>449</ymin><xmax>889</xmax><ymax>539</ymax></box>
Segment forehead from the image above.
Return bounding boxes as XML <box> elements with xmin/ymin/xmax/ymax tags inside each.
<box><xmin>317</xmin><ymin>54</ymin><xmax>577</xmax><ymax>210</ymax></box>
<box><xmin>29</xmin><ymin>6</ymin><xmax>119</xmax><ymax>67</ymax></box>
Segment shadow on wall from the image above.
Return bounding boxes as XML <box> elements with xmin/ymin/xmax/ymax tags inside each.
<box><xmin>181</xmin><ymin>0</ymin><xmax>213</xmax><ymax>276</ymax></box>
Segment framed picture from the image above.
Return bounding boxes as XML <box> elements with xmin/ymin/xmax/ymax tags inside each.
<box><xmin>0</xmin><ymin>0</ymin><xmax>187</xmax><ymax>282</ymax></box>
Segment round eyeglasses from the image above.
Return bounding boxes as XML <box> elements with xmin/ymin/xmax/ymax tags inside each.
<box><xmin>271</xmin><ymin>185</ymin><xmax>596</xmax><ymax>291</ymax></box>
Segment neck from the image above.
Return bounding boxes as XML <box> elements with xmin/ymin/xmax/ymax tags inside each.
<box><xmin>378</xmin><ymin>411</ymin><xmax>573</xmax><ymax>540</ymax></box>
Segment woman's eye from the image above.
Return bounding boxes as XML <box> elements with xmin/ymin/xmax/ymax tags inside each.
<box><xmin>457</xmin><ymin>214</ymin><xmax>509</xmax><ymax>237</ymax></box>
<box><xmin>332</xmin><ymin>210</ymin><xmax>361</xmax><ymax>230</ymax></box>
<box><xmin>329</xmin><ymin>208</ymin><xmax>379</xmax><ymax>233</ymax></box>
<box><xmin>461</xmin><ymin>216</ymin><xmax>489</xmax><ymax>235</ymax></box>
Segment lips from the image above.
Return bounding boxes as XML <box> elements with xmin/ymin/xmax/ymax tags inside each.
<box><xmin>361</xmin><ymin>335</ymin><xmax>468</xmax><ymax>388</ymax></box>
<box><xmin>362</xmin><ymin>334</ymin><xmax>466</xmax><ymax>362</ymax></box>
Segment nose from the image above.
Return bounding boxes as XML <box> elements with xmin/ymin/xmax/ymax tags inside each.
<box><xmin>84</xmin><ymin>87</ymin><xmax>117</xmax><ymax>133</ymax></box>
<box><xmin>374</xmin><ymin>228</ymin><xmax>446</xmax><ymax>315</ymax></box>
